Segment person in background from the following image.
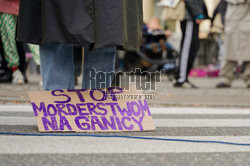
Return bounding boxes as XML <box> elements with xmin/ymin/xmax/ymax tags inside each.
<box><xmin>216</xmin><ymin>0</ymin><xmax>250</xmax><ymax>88</ymax></box>
<box><xmin>0</xmin><ymin>0</ymin><xmax>24</xmax><ymax>84</ymax></box>
<box><xmin>143</xmin><ymin>18</ymin><xmax>173</xmax><ymax>61</ymax></box>
<box><xmin>174</xmin><ymin>0</ymin><xmax>209</xmax><ymax>88</ymax></box>
<box><xmin>211</xmin><ymin>0</ymin><xmax>228</xmax><ymax>26</ymax></box>
<box><xmin>144</xmin><ymin>18</ymin><xmax>169</xmax><ymax>60</ymax></box>
<box><xmin>0</xmin><ymin>0</ymin><xmax>40</xmax><ymax>84</ymax></box>
<box><xmin>210</xmin><ymin>0</ymin><xmax>228</xmax><ymax>71</ymax></box>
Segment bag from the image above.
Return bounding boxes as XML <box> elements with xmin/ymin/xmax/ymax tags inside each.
<box><xmin>157</xmin><ymin>0</ymin><xmax>185</xmax><ymax>21</ymax></box>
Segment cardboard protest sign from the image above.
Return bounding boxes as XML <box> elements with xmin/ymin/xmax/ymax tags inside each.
<box><xmin>28</xmin><ymin>87</ymin><xmax>155</xmax><ymax>132</ymax></box>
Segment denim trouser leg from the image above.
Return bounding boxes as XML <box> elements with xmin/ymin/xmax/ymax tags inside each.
<box><xmin>82</xmin><ymin>44</ymin><xmax>116</xmax><ymax>89</ymax></box>
<box><xmin>40</xmin><ymin>43</ymin><xmax>116</xmax><ymax>90</ymax></box>
<box><xmin>40</xmin><ymin>43</ymin><xmax>74</xmax><ymax>90</ymax></box>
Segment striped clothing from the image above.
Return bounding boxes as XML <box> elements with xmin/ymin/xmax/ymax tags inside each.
<box><xmin>177</xmin><ymin>20</ymin><xmax>200</xmax><ymax>83</ymax></box>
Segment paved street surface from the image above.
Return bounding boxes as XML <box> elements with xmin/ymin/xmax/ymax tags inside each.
<box><xmin>1</xmin><ymin>76</ymin><xmax>250</xmax><ymax>107</ymax></box>
<box><xmin>1</xmin><ymin>105</ymin><xmax>250</xmax><ymax>166</ymax></box>
<box><xmin>1</xmin><ymin>76</ymin><xmax>250</xmax><ymax>165</ymax></box>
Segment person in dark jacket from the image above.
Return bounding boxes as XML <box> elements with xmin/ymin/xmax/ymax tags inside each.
<box><xmin>17</xmin><ymin>0</ymin><xmax>143</xmax><ymax>90</ymax></box>
<box><xmin>174</xmin><ymin>0</ymin><xmax>209</xmax><ymax>88</ymax></box>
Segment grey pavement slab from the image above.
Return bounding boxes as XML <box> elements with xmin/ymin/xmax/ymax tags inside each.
<box><xmin>0</xmin><ymin>153</ymin><xmax>250</xmax><ymax>166</ymax></box>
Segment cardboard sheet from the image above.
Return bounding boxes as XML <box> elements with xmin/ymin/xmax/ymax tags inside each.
<box><xmin>28</xmin><ymin>87</ymin><xmax>155</xmax><ymax>132</ymax></box>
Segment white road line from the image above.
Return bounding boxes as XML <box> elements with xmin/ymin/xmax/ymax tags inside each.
<box><xmin>0</xmin><ymin>136</ymin><xmax>250</xmax><ymax>154</ymax></box>
<box><xmin>150</xmin><ymin>107</ymin><xmax>250</xmax><ymax>115</ymax></box>
<box><xmin>1</xmin><ymin>105</ymin><xmax>250</xmax><ymax>115</ymax></box>
<box><xmin>0</xmin><ymin>105</ymin><xmax>32</xmax><ymax>112</ymax></box>
<box><xmin>2</xmin><ymin>117</ymin><xmax>250</xmax><ymax>127</ymax></box>
<box><xmin>0</xmin><ymin>117</ymin><xmax>36</xmax><ymax>126</ymax></box>
<box><xmin>154</xmin><ymin>119</ymin><xmax>250</xmax><ymax>127</ymax></box>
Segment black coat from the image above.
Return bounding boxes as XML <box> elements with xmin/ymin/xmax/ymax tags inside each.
<box><xmin>17</xmin><ymin>0</ymin><xmax>143</xmax><ymax>51</ymax></box>
<box><xmin>185</xmin><ymin>0</ymin><xmax>210</xmax><ymax>20</ymax></box>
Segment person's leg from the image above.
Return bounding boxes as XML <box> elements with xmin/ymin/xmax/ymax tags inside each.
<box><xmin>40</xmin><ymin>43</ymin><xmax>74</xmax><ymax>90</ymax></box>
<box><xmin>73</xmin><ymin>46</ymin><xmax>83</xmax><ymax>85</ymax></box>
<box><xmin>242</xmin><ymin>61</ymin><xmax>250</xmax><ymax>87</ymax></box>
<box><xmin>117</xmin><ymin>50</ymin><xmax>125</xmax><ymax>71</ymax></box>
<box><xmin>82</xmin><ymin>44</ymin><xmax>116</xmax><ymax>89</ymax></box>
<box><xmin>216</xmin><ymin>60</ymin><xmax>237</xmax><ymax>87</ymax></box>
<box><xmin>0</xmin><ymin>13</ymin><xmax>19</xmax><ymax>68</ymax></box>
<box><xmin>186</xmin><ymin>22</ymin><xmax>199</xmax><ymax>81</ymax></box>
<box><xmin>175</xmin><ymin>20</ymin><xmax>194</xmax><ymax>86</ymax></box>
<box><xmin>16</xmin><ymin>41</ymin><xmax>28</xmax><ymax>83</ymax></box>
<box><xmin>175</xmin><ymin>20</ymin><xmax>186</xmax><ymax>82</ymax></box>
<box><xmin>0</xmin><ymin>13</ymin><xmax>24</xmax><ymax>84</ymax></box>
<box><xmin>28</xmin><ymin>44</ymin><xmax>40</xmax><ymax>65</ymax></box>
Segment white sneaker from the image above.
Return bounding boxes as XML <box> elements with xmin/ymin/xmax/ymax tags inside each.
<box><xmin>12</xmin><ymin>69</ymin><xmax>24</xmax><ymax>85</ymax></box>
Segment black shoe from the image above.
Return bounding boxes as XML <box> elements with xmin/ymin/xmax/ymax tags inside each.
<box><xmin>174</xmin><ymin>82</ymin><xmax>183</xmax><ymax>88</ymax></box>
<box><xmin>216</xmin><ymin>82</ymin><xmax>231</xmax><ymax>88</ymax></box>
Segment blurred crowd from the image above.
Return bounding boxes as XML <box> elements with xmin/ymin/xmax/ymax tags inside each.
<box><xmin>119</xmin><ymin>0</ymin><xmax>250</xmax><ymax>89</ymax></box>
<box><xmin>0</xmin><ymin>0</ymin><xmax>39</xmax><ymax>84</ymax></box>
<box><xmin>0</xmin><ymin>0</ymin><xmax>250</xmax><ymax>89</ymax></box>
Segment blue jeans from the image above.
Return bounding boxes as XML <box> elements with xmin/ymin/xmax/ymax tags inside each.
<box><xmin>40</xmin><ymin>43</ymin><xmax>116</xmax><ymax>90</ymax></box>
